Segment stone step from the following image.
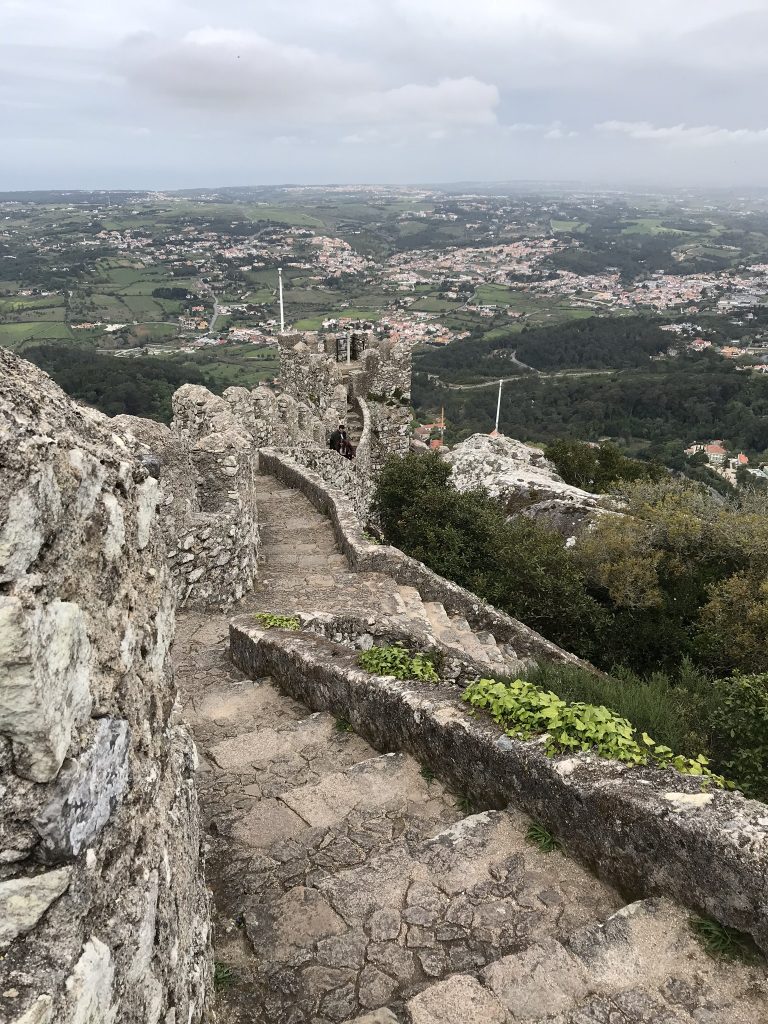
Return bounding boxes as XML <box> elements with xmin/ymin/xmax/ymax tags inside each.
<box><xmin>205</xmin><ymin>711</ymin><xmax>379</xmax><ymax>799</ymax></box>
<box><xmin>396</xmin><ymin>585</ymin><xmax>430</xmax><ymax>621</ymax></box>
<box><xmin>423</xmin><ymin>601</ymin><xmax>452</xmax><ymax>633</ymax></box>
<box><xmin>242</xmin><ymin>809</ymin><xmax>623</xmax><ymax>1023</ymax></box>
<box><xmin>217</xmin><ymin>752</ymin><xmax>457</xmax><ymax>854</ymax></box>
<box><xmin>381</xmin><ymin>897</ymin><xmax>768</xmax><ymax>1024</ymax></box>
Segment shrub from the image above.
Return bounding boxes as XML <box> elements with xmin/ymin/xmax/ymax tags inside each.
<box><xmin>545</xmin><ymin>439</ymin><xmax>664</xmax><ymax>493</ymax></box>
<box><xmin>462</xmin><ymin>677</ymin><xmax>726</xmax><ymax>785</ymax></box>
<box><xmin>707</xmin><ymin>673</ymin><xmax>768</xmax><ymax>801</ymax></box>
<box><xmin>358</xmin><ymin>644</ymin><xmax>439</xmax><ymax>683</ymax></box>
<box><xmin>695</xmin><ymin>574</ymin><xmax>768</xmax><ymax>675</ymax></box>
<box><xmin>372</xmin><ymin>454</ymin><xmax>608</xmax><ymax>661</ymax></box>
<box><xmin>525</xmin><ymin>660</ymin><xmax>715</xmax><ymax>759</ymax></box>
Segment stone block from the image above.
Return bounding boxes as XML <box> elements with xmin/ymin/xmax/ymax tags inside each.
<box><xmin>0</xmin><ymin>597</ymin><xmax>91</xmax><ymax>783</ymax></box>
<box><xmin>33</xmin><ymin>718</ymin><xmax>130</xmax><ymax>860</ymax></box>
<box><xmin>0</xmin><ymin>867</ymin><xmax>72</xmax><ymax>948</ymax></box>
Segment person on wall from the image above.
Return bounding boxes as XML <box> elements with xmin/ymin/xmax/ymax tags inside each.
<box><xmin>329</xmin><ymin>422</ymin><xmax>345</xmax><ymax>454</ymax></box>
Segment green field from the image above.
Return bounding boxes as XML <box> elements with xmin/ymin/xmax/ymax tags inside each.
<box><xmin>411</xmin><ymin>296</ymin><xmax>460</xmax><ymax>312</ymax></box>
<box><xmin>474</xmin><ymin>284</ymin><xmax>520</xmax><ymax>305</ymax></box>
<box><xmin>550</xmin><ymin>219</ymin><xmax>588</xmax><ymax>233</ymax></box>
<box><xmin>620</xmin><ymin>218</ymin><xmax>693</xmax><ymax>236</ymax></box>
<box><xmin>175</xmin><ymin>345</ymin><xmax>279</xmax><ymax>388</ymax></box>
<box><xmin>293</xmin><ymin>308</ymin><xmax>381</xmax><ymax>330</ymax></box>
<box><xmin>0</xmin><ymin>321</ymin><xmax>74</xmax><ymax>347</ymax></box>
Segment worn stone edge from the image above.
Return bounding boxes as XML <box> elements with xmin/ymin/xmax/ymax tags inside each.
<box><xmin>258</xmin><ymin>448</ymin><xmax>587</xmax><ymax>667</ymax></box>
<box><xmin>229</xmin><ymin>618</ymin><xmax>768</xmax><ymax>955</ymax></box>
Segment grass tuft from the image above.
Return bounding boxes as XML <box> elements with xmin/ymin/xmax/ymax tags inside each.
<box><xmin>214</xmin><ymin>963</ymin><xmax>234</xmax><ymax>990</ymax></box>
<box><xmin>690</xmin><ymin>917</ymin><xmax>759</xmax><ymax>961</ymax></box>
<box><xmin>526</xmin><ymin>821</ymin><xmax>563</xmax><ymax>853</ymax></box>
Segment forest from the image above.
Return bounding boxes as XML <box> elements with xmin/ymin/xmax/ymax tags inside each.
<box><xmin>416</xmin><ymin>315</ymin><xmax>674</xmax><ymax>382</ymax></box>
<box><xmin>373</xmin><ymin>454</ymin><xmax>768</xmax><ymax>799</ymax></box>
<box><xmin>414</xmin><ymin>356</ymin><xmax>768</xmax><ymax>454</ymax></box>
<box><xmin>24</xmin><ymin>345</ymin><xmax>212</xmax><ymax>422</ymax></box>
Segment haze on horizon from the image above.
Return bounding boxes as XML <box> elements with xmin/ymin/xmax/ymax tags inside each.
<box><xmin>2</xmin><ymin>0</ymin><xmax>768</xmax><ymax>192</ymax></box>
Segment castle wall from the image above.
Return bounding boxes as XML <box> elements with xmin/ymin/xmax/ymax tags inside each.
<box><xmin>115</xmin><ymin>383</ymin><xmax>260</xmax><ymax>609</ymax></box>
<box><xmin>0</xmin><ymin>350</ymin><xmax>211</xmax><ymax>1024</ymax></box>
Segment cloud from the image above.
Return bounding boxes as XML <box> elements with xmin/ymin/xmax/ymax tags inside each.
<box><xmin>121</xmin><ymin>28</ymin><xmax>370</xmax><ymax>111</ymax></box>
<box><xmin>122</xmin><ymin>29</ymin><xmax>498</xmax><ymax>134</ymax></box>
<box><xmin>506</xmin><ymin>121</ymin><xmax>578</xmax><ymax>139</ymax></box>
<box><xmin>597</xmin><ymin>120</ymin><xmax>768</xmax><ymax>146</ymax></box>
<box><xmin>349</xmin><ymin>78</ymin><xmax>498</xmax><ymax>128</ymax></box>
<box><xmin>3</xmin><ymin>0</ymin><xmax>768</xmax><ymax>187</ymax></box>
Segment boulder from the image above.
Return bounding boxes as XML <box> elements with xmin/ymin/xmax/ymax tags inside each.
<box><xmin>443</xmin><ymin>434</ymin><xmax>617</xmax><ymax>538</ymax></box>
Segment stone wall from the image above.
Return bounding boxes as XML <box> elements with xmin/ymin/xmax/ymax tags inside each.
<box><xmin>0</xmin><ymin>350</ymin><xmax>211</xmax><ymax>1024</ymax></box>
<box><xmin>280</xmin><ymin>444</ymin><xmax>372</xmax><ymax>523</ymax></box>
<box><xmin>276</xmin><ymin>333</ymin><xmax>347</xmax><ymax>421</ymax></box>
<box><xmin>115</xmin><ymin>383</ymin><xmax>261</xmax><ymax>609</ymax></box>
<box><xmin>350</xmin><ymin>342</ymin><xmax>412</xmax><ymax>470</ymax></box>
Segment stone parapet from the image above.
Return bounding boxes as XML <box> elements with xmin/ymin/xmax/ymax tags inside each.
<box><xmin>116</xmin><ymin>390</ymin><xmax>259</xmax><ymax>609</ymax></box>
<box><xmin>0</xmin><ymin>350</ymin><xmax>211</xmax><ymax>1024</ymax></box>
<box><xmin>229</xmin><ymin>618</ymin><xmax>768</xmax><ymax>957</ymax></box>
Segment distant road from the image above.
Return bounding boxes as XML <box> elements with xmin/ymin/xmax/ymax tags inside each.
<box><xmin>209</xmin><ymin>302</ymin><xmax>221</xmax><ymax>334</ymax></box>
<box><xmin>442</xmin><ymin>363</ymin><xmax>618</xmax><ymax>391</ymax></box>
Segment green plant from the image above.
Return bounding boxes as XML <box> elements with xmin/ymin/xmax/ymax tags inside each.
<box><xmin>254</xmin><ymin>613</ymin><xmax>300</xmax><ymax>630</ymax></box>
<box><xmin>462</xmin><ymin>677</ymin><xmax>728</xmax><ymax>787</ymax></box>
<box><xmin>708</xmin><ymin>673</ymin><xmax>768</xmax><ymax>801</ymax></box>
<box><xmin>526</xmin><ymin>822</ymin><xmax>563</xmax><ymax>853</ymax></box>
<box><xmin>690</xmin><ymin>917</ymin><xmax>757</xmax><ymax>961</ymax></box>
<box><xmin>525</xmin><ymin>661</ymin><xmax>714</xmax><ymax>759</ymax></box>
<box><xmin>214</xmin><ymin>963</ymin><xmax>234</xmax><ymax>990</ymax></box>
<box><xmin>420</xmin><ymin>765</ymin><xmax>436</xmax><ymax>784</ymax></box>
<box><xmin>455</xmin><ymin>793</ymin><xmax>475</xmax><ymax>814</ymax></box>
<box><xmin>335</xmin><ymin>717</ymin><xmax>354</xmax><ymax>733</ymax></box>
<box><xmin>358</xmin><ymin>645</ymin><xmax>439</xmax><ymax>683</ymax></box>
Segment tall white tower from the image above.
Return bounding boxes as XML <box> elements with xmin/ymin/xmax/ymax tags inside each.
<box><xmin>278</xmin><ymin>268</ymin><xmax>285</xmax><ymax>334</ymax></box>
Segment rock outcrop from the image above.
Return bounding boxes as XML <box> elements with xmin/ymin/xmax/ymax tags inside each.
<box><xmin>0</xmin><ymin>349</ymin><xmax>211</xmax><ymax>1024</ymax></box>
<box><xmin>444</xmin><ymin>434</ymin><xmax>615</xmax><ymax>538</ymax></box>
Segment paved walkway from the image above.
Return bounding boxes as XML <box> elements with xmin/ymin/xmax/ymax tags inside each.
<box><xmin>174</xmin><ymin>471</ymin><xmax>768</xmax><ymax>1024</ymax></box>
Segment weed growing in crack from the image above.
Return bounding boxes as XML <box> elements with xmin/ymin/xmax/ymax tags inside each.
<box><xmin>335</xmin><ymin>717</ymin><xmax>354</xmax><ymax>733</ymax></box>
<box><xmin>455</xmin><ymin>794</ymin><xmax>475</xmax><ymax>814</ymax></box>
<box><xmin>526</xmin><ymin>821</ymin><xmax>563</xmax><ymax>853</ymax></box>
<box><xmin>691</xmin><ymin>917</ymin><xmax>759</xmax><ymax>962</ymax></box>
<box><xmin>358</xmin><ymin>644</ymin><xmax>439</xmax><ymax>683</ymax></box>
<box><xmin>253</xmin><ymin>613</ymin><xmax>300</xmax><ymax>630</ymax></box>
<box><xmin>420</xmin><ymin>766</ymin><xmax>436</xmax><ymax>784</ymax></box>
<box><xmin>214</xmin><ymin>963</ymin><xmax>234</xmax><ymax>990</ymax></box>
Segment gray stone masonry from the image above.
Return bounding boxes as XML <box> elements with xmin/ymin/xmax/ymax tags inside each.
<box><xmin>0</xmin><ymin>349</ymin><xmax>211</xmax><ymax>1024</ymax></box>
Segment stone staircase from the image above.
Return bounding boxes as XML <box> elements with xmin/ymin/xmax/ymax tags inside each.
<box><xmin>174</xmin><ymin>469</ymin><xmax>768</xmax><ymax>1023</ymax></box>
<box><xmin>394</xmin><ymin>585</ymin><xmax>518</xmax><ymax>675</ymax></box>
<box><xmin>251</xmin><ymin>472</ymin><xmax>527</xmax><ymax>677</ymax></box>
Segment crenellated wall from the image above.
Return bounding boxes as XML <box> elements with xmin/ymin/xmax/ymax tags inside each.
<box><xmin>115</xmin><ymin>384</ymin><xmax>260</xmax><ymax>610</ymax></box>
<box><xmin>0</xmin><ymin>348</ymin><xmax>211</xmax><ymax>1024</ymax></box>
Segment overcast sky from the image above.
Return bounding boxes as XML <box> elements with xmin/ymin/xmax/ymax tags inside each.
<box><xmin>2</xmin><ymin>0</ymin><xmax>768</xmax><ymax>190</ymax></box>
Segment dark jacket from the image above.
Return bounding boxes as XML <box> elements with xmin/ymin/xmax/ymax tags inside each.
<box><xmin>329</xmin><ymin>429</ymin><xmax>344</xmax><ymax>452</ymax></box>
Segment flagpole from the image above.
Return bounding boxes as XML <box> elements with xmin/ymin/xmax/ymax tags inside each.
<box><xmin>278</xmin><ymin>268</ymin><xmax>285</xmax><ymax>334</ymax></box>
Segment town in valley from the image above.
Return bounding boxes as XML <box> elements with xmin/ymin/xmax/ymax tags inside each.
<box><xmin>2</xmin><ymin>183</ymin><xmax>768</xmax><ymax>489</ymax></box>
